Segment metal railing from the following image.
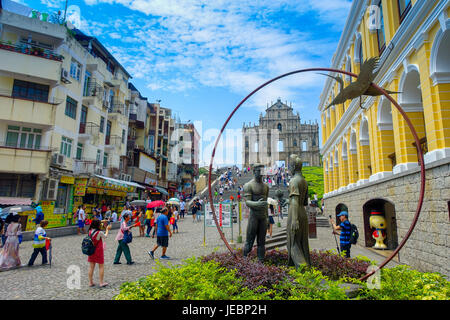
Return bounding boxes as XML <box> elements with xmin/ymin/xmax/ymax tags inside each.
<box><xmin>0</xmin><ymin>89</ymin><xmax>63</xmax><ymax>105</ymax></box>
<box><xmin>105</xmin><ymin>135</ymin><xmax>122</xmax><ymax>147</ymax></box>
<box><xmin>0</xmin><ymin>140</ymin><xmax>51</xmax><ymax>151</ymax></box>
<box><xmin>0</xmin><ymin>40</ymin><xmax>64</xmax><ymax>61</ymax></box>
<box><xmin>79</xmin><ymin>122</ymin><xmax>100</xmax><ymax>135</ymax></box>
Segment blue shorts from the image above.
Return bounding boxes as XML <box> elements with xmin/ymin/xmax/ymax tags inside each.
<box><xmin>268</xmin><ymin>216</ymin><xmax>275</xmax><ymax>224</ymax></box>
<box><xmin>77</xmin><ymin>220</ymin><xmax>85</xmax><ymax>228</ymax></box>
<box><xmin>157</xmin><ymin>236</ymin><xmax>169</xmax><ymax>247</ymax></box>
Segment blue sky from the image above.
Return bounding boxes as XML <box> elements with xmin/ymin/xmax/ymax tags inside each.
<box><xmin>19</xmin><ymin>0</ymin><xmax>352</xmax><ymax>166</ymax></box>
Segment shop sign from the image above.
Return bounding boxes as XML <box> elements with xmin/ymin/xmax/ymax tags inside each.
<box><xmin>88</xmin><ymin>177</ymin><xmax>135</xmax><ymax>192</ymax></box>
<box><xmin>74</xmin><ymin>178</ymin><xmax>88</xmax><ymax>196</ymax></box>
<box><xmin>60</xmin><ymin>176</ymin><xmax>75</xmax><ymax>184</ymax></box>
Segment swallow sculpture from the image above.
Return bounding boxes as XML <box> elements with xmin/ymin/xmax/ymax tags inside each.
<box><xmin>320</xmin><ymin>57</ymin><xmax>400</xmax><ymax>110</ymax></box>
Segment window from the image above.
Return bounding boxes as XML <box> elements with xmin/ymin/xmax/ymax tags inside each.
<box><xmin>0</xmin><ymin>173</ymin><xmax>36</xmax><ymax>197</ymax></box>
<box><xmin>76</xmin><ymin>143</ymin><xmax>83</xmax><ymax>160</ymax></box>
<box><xmin>96</xmin><ymin>150</ymin><xmax>101</xmax><ymax>165</ymax></box>
<box><xmin>398</xmin><ymin>0</ymin><xmax>412</xmax><ymax>22</ymax></box>
<box><xmin>302</xmin><ymin>141</ymin><xmax>308</xmax><ymax>151</ymax></box>
<box><xmin>122</xmin><ymin>129</ymin><xmax>126</xmax><ymax>144</ymax></box>
<box><xmin>65</xmin><ymin>96</ymin><xmax>77</xmax><ymax>119</ymax></box>
<box><xmin>302</xmin><ymin>162</ymin><xmax>309</xmax><ymax>167</ymax></box>
<box><xmin>278</xmin><ymin>140</ymin><xmax>284</xmax><ymax>152</ymax></box>
<box><xmin>100</xmin><ymin>116</ymin><xmax>105</xmax><ymax>133</ymax></box>
<box><xmin>293</xmin><ymin>139</ymin><xmax>297</xmax><ymax>147</ymax></box>
<box><xmin>60</xmin><ymin>136</ymin><xmax>72</xmax><ymax>157</ymax></box>
<box><xmin>12</xmin><ymin>79</ymin><xmax>49</xmax><ymax>102</ymax></box>
<box><xmin>70</xmin><ymin>60</ymin><xmax>82</xmax><ymax>81</ymax></box>
<box><xmin>103</xmin><ymin>152</ymin><xmax>108</xmax><ymax>167</ymax></box>
<box><xmin>277</xmin><ymin>123</ymin><xmax>282</xmax><ymax>132</ymax></box>
<box><xmin>377</xmin><ymin>0</ymin><xmax>386</xmax><ymax>54</ymax></box>
<box><xmin>6</xmin><ymin>126</ymin><xmax>42</xmax><ymax>149</ymax></box>
<box><xmin>83</xmin><ymin>71</ymin><xmax>91</xmax><ymax>96</ymax></box>
<box><xmin>149</xmin><ymin>135</ymin><xmax>155</xmax><ymax>151</ymax></box>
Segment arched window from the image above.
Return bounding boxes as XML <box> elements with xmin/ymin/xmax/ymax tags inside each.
<box><xmin>354</xmin><ymin>32</ymin><xmax>363</xmax><ymax>66</ymax></box>
<box><xmin>277</xmin><ymin>123</ymin><xmax>282</xmax><ymax>132</ymax></box>
<box><xmin>278</xmin><ymin>140</ymin><xmax>284</xmax><ymax>152</ymax></box>
<box><xmin>376</xmin><ymin>0</ymin><xmax>386</xmax><ymax>54</ymax></box>
<box><xmin>430</xmin><ymin>27</ymin><xmax>450</xmax><ymax>85</ymax></box>
<box><xmin>302</xmin><ymin>141</ymin><xmax>308</xmax><ymax>151</ymax></box>
<box><xmin>293</xmin><ymin>139</ymin><xmax>297</xmax><ymax>147</ymax></box>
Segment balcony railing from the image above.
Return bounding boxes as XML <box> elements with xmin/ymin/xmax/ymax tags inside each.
<box><xmin>79</xmin><ymin>122</ymin><xmax>100</xmax><ymax>135</ymax></box>
<box><xmin>0</xmin><ymin>89</ymin><xmax>63</xmax><ymax>106</ymax></box>
<box><xmin>73</xmin><ymin>158</ymin><xmax>101</xmax><ymax>175</ymax></box>
<box><xmin>412</xmin><ymin>137</ymin><xmax>428</xmax><ymax>157</ymax></box>
<box><xmin>83</xmin><ymin>79</ymin><xmax>103</xmax><ymax>98</ymax></box>
<box><xmin>105</xmin><ymin>135</ymin><xmax>122</xmax><ymax>148</ymax></box>
<box><xmin>108</xmin><ymin>101</ymin><xmax>128</xmax><ymax>115</ymax></box>
<box><xmin>0</xmin><ymin>140</ymin><xmax>51</xmax><ymax>151</ymax></box>
<box><xmin>0</xmin><ymin>40</ymin><xmax>64</xmax><ymax>62</ymax></box>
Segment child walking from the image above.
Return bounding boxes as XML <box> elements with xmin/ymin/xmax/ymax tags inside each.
<box><xmin>28</xmin><ymin>220</ymin><xmax>51</xmax><ymax>266</ymax></box>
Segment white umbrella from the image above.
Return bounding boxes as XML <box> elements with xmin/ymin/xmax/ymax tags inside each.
<box><xmin>267</xmin><ymin>197</ymin><xmax>278</xmax><ymax>206</ymax></box>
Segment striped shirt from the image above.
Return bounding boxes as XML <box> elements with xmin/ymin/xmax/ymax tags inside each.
<box><xmin>339</xmin><ymin>220</ymin><xmax>351</xmax><ymax>245</ymax></box>
<box><xmin>33</xmin><ymin>227</ymin><xmax>47</xmax><ymax>248</ymax></box>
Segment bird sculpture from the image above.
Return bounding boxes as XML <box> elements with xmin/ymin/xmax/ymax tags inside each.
<box><xmin>320</xmin><ymin>57</ymin><xmax>400</xmax><ymax>110</ymax></box>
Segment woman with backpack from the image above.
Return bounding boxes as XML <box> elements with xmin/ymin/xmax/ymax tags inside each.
<box><xmin>87</xmin><ymin>219</ymin><xmax>111</xmax><ymax>287</ymax></box>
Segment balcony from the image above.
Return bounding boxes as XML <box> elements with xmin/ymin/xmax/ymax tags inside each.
<box><xmin>105</xmin><ymin>135</ymin><xmax>122</xmax><ymax>150</ymax></box>
<box><xmin>108</xmin><ymin>100</ymin><xmax>128</xmax><ymax>118</ymax></box>
<box><xmin>0</xmin><ymin>141</ymin><xmax>51</xmax><ymax>175</ymax></box>
<box><xmin>0</xmin><ymin>94</ymin><xmax>62</xmax><ymax>127</ymax></box>
<box><xmin>73</xmin><ymin>158</ymin><xmax>101</xmax><ymax>175</ymax></box>
<box><xmin>0</xmin><ymin>41</ymin><xmax>63</xmax><ymax>82</ymax></box>
<box><xmin>79</xmin><ymin>122</ymin><xmax>100</xmax><ymax>142</ymax></box>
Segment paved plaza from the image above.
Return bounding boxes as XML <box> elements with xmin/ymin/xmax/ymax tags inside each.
<box><xmin>0</xmin><ymin>214</ymin><xmax>397</xmax><ymax>300</ymax></box>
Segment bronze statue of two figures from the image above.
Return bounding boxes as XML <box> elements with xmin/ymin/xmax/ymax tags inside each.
<box><xmin>242</xmin><ymin>57</ymin><xmax>396</xmax><ymax>267</ymax></box>
<box><xmin>242</xmin><ymin>155</ymin><xmax>311</xmax><ymax>269</ymax></box>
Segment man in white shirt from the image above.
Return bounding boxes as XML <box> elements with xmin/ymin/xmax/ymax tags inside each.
<box><xmin>111</xmin><ymin>211</ymin><xmax>118</xmax><ymax>222</ymax></box>
<box><xmin>77</xmin><ymin>205</ymin><xmax>86</xmax><ymax>235</ymax></box>
<box><xmin>180</xmin><ymin>200</ymin><xmax>186</xmax><ymax>219</ymax></box>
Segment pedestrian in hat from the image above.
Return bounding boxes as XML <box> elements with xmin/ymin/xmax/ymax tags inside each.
<box><xmin>330</xmin><ymin>211</ymin><xmax>352</xmax><ymax>258</ymax></box>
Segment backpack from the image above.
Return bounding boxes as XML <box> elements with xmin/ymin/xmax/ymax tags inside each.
<box><xmin>349</xmin><ymin>223</ymin><xmax>359</xmax><ymax>245</ymax></box>
<box><xmin>81</xmin><ymin>230</ymin><xmax>99</xmax><ymax>256</ymax></box>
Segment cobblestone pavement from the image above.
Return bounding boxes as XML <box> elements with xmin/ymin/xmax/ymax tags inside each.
<box><xmin>0</xmin><ymin>214</ymin><xmax>397</xmax><ymax>300</ymax></box>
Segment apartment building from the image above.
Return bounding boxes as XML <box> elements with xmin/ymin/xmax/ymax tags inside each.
<box><xmin>319</xmin><ymin>0</ymin><xmax>449</xmax><ymax>276</ymax></box>
<box><xmin>0</xmin><ymin>5</ymin><xmax>140</xmax><ymax>227</ymax></box>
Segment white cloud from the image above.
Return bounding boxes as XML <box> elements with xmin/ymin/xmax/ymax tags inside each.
<box><xmin>78</xmin><ymin>0</ymin><xmax>349</xmax><ymax>110</ymax></box>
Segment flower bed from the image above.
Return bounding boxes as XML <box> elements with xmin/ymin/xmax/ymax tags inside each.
<box><xmin>114</xmin><ymin>249</ymin><xmax>449</xmax><ymax>300</ymax></box>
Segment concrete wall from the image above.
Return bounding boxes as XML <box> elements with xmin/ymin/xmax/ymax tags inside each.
<box><xmin>323</xmin><ymin>158</ymin><xmax>449</xmax><ymax>277</ymax></box>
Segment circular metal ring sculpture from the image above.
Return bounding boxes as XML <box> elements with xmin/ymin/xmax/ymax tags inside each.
<box><xmin>207</xmin><ymin>68</ymin><xmax>425</xmax><ymax>282</ymax></box>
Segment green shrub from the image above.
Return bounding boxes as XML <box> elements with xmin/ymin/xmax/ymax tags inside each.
<box><xmin>359</xmin><ymin>265</ymin><xmax>450</xmax><ymax>300</ymax></box>
<box><xmin>114</xmin><ymin>257</ymin><xmax>258</xmax><ymax>300</ymax></box>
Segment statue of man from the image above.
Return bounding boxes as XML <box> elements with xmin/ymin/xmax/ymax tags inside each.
<box><xmin>243</xmin><ymin>164</ymin><xmax>269</xmax><ymax>262</ymax></box>
<box><xmin>287</xmin><ymin>155</ymin><xmax>311</xmax><ymax>268</ymax></box>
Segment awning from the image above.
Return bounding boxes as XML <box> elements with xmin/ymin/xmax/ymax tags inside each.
<box><xmin>154</xmin><ymin>186</ymin><xmax>169</xmax><ymax>196</ymax></box>
<box><xmin>0</xmin><ymin>197</ymin><xmax>32</xmax><ymax>206</ymax></box>
<box><xmin>94</xmin><ymin>175</ymin><xmax>146</xmax><ymax>189</ymax></box>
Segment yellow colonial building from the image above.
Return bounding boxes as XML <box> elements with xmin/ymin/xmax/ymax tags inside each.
<box><xmin>319</xmin><ymin>0</ymin><xmax>449</xmax><ymax>276</ymax></box>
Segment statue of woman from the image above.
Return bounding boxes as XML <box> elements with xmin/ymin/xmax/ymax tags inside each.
<box><xmin>287</xmin><ymin>154</ymin><xmax>311</xmax><ymax>269</ymax></box>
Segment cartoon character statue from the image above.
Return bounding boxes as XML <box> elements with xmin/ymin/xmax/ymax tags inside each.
<box><xmin>369</xmin><ymin>210</ymin><xmax>387</xmax><ymax>249</ymax></box>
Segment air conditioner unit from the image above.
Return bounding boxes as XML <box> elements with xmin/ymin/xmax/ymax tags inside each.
<box><xmin>52</xmin><ymin>153</ymin><xmax>65</xmax><ymax>167</ymax></box>
<box><xmin>44</xmin><ymin>178</ymin><xmax>59</xmax><ymax>200</ymax></box>
<box><xmin>61</xmin><ymin>68</ymin><xmax>71</xmax><ymax>84</ymax></box>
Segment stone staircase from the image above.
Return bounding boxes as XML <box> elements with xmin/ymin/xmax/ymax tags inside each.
<box><xmin>265</xmin><ymin>228</ymin><xmax>288</xmax><ymax>251</ymax></box>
